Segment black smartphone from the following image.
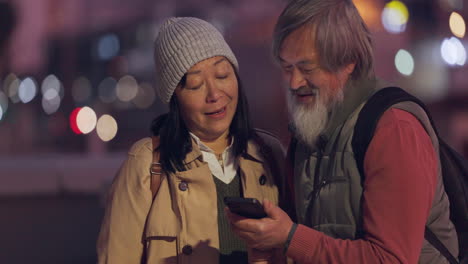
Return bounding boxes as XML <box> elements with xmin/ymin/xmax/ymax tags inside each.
<box><xmin>224</xmin><ymin>197</ymin><xmax>267</xmax><ymax>219</ymax></box>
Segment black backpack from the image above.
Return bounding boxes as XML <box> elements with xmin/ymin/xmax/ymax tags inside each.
<box><xmin>352</xmin><ymin>87</ymin><xmax>468</xmax><ymax>263</ymax></box>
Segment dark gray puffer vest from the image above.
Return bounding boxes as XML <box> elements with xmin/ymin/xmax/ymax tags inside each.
<box><xmin>293</xmin><ymin>78</ymin><xmax>458</xmax><ymax>263</ymax></box>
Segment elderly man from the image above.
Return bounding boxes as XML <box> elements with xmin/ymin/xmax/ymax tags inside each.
<box><xmin>227</xmin><ymin>0</ymin><xmax>459</xmax><ymax>263</ymax></box>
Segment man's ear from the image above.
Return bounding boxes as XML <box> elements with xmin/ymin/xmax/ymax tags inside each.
<box><xmin>344</xmin><ymin>63</ymin><xmax>356</xmax><ymax>75</ymax></box>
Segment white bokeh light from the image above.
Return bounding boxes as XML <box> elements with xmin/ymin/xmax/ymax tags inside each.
<box><xmin>18</xmin><ymin>77</ymin><xmax>38</xmax><ymax>103</ymax></box>
<box><xmin>0</xmin><ymin>91</ymin><xmax>8</xmax><ymax>115</ymax></box>
<box><xmin>116</xmin><ymin>75</ymin><xmax>138</xmax><ymax>102</ymax></box>
<box><xmin>42</xmin><ymin>74</ymin><xmax>64</xmax><ymax>99</ymax></box>
<box><xmin>76</xmin><ymin>106</ymin><xmax>97</xmax><ymax>134</ymax></box>
<box><xmin>395</xmin><ymin>49</ymin><xmax>415</xmax><ymax>76</ymax></box>
<box><xmin>381</xmin><ymin>1</ymin><xmax>409</xmax><ymax>34</ymax></box>
<box><xmin>96</xmin><ymin>114</ymin><xmax>118</xmax><ymax>142</ymax></box>
<box><xmin>42</xmin><ymin>89</ymin><xmax>61</xmax><ymax>115</ymax></box>
<box><xmin>441</xmin><ymin>37</ymin><xmax>466</xmax><ymax>66</ymax></box>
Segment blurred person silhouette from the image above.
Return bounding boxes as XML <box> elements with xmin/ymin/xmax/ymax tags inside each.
<box><xmin>0</xmin><ymin>1</ymin><xmax>16</xmax><ymax>77</ymax></box>
<box><xmin>227</xmin><ymin>0</ymin><xmax>462</xmax><ymax>263</ymax></box>
<box><xmin>97</xmin><ymin>17</ymin><xmax>286</xmax><ymax>264</ymax></box>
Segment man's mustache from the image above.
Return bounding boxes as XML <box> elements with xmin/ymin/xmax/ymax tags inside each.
<box><xmin>289</xmin><ymin>86</ymin><xmax>319</xmax><ymax>96</ymax></box>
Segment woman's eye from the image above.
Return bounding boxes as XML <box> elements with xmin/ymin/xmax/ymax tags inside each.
<box><xmin>217</xmin><ymin>75</ymin><xmax>228</xmax><ymax>79</ymax></box>
<box><xmin>187</xmin><ymin>84</ymin><xmax>202</xmax><ymax>90</ymax></box>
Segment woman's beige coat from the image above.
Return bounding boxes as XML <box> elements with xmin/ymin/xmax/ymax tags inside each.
<box><xmin>97</xmin><ymin>134</ymin><xmax>284</xmax><ymax>264</ymax></box>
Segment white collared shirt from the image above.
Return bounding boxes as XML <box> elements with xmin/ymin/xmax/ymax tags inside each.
<box><xmin>190</xmin><ymin>133</ymin><xmax>238</xmax><ymax>184</ymax></box>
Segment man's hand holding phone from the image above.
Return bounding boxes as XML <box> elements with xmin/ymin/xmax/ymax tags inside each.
<box><xmin>224</xmin><ymin>198</ymin><xmax>294</xmax><ymax>251</ymax></box>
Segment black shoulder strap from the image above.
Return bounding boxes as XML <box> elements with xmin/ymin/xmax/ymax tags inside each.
<box><xmin>352</xmin><ymin>87</ymin><xmax>459</xmax><ymax>263</ymax></box>
<box><xmin>352</xmin><ymin>87</ymin><xmax>432</xmax><ymax>178</ymax></box>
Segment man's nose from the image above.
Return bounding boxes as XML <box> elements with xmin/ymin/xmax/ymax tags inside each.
<box><xmin>289</xmin><ymin>68</ymin><xmax>306</xmax><ymax>90</ymax></box>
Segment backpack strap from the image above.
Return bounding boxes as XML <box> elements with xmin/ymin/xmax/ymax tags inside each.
<box><xmin>150</xmin><ymin>137</ymin><xmax>162</xmax><ymax>199</ymax></box>
<box><xmin>352</xmin><ymin>87</ymin><xmax>431</xmax><ymax>178</ymax></box>
<box><xmin>352</xmin><ymin>87</ymin><xmax>459</xmax><ymax>263</ymax></box>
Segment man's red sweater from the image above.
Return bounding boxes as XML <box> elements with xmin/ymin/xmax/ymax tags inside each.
<box><xmin>286</xmin><ymin>108</ymin><xmax>437</xmax><ymax>263</ymax></box>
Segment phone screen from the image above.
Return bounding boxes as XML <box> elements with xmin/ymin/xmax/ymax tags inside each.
<box><xmin>224</xmin><ymin>197</ymin><xmax>267</xmax><ymax>219</ymax></box>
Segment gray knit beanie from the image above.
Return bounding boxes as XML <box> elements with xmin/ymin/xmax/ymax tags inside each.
<box><xmin>154</xmin><ymin>17</ymin><xmax>239</xmax><ymax>103</ymax></box>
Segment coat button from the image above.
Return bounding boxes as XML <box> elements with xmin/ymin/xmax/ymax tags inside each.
<box><xmin>259</xmin><ymin>175</ymin><xmax>267</xmax><ymax>185</ymax></box>
<box><xmin>182</xmin><ymin>245</ymin><xmax>193</xmax><ymax>255</ymax></box>
<box><xmin>178</xmin><ymin>181</ymin><xmax>188</xmax><ymax>191</ymax></box>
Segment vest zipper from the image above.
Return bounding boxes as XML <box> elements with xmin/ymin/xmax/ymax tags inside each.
<box><xmin>308</xmin><ymin>135</ymin><xmax>327</xmax><ymax>202</ymax></box>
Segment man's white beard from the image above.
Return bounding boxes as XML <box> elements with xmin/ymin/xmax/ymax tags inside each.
<box><xmin>287</xmin><ymin>89</ymin><xmax>343</xmax><ymax>148</ymax></box>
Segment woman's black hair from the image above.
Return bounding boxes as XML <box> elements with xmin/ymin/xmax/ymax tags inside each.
<box><xmin>150</xmin><ymin>72</ymin><xmax>253</xmax><ymax>173</ymax></box>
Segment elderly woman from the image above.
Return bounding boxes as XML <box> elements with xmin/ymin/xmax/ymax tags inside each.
<box><xmin>97</xmin><ymin>17</ymin><xmax>285</xmax><ymax>264</ymax></box>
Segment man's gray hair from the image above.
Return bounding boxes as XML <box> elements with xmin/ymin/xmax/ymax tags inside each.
<box><xmin>272</xmin><ymin>0</ymin><xmax>374</xmax><ymax>80</ymax></box>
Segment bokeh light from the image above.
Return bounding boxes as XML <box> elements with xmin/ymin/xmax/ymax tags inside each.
<box><xmin>133</xmin><ymin>82</ymin><xmax>155</xmax><ymax>109</ymax></box>
<box><xmin>449</xmin><ymin>12</ymin><xmax>466</xmax><ymax>38</ymax></box>
<box><xmin>18</xmin><ymin>77</ymin><xmax>38</xmax><ymax>103</ymax></box>
<box><xmin>440</xmin><ymin>37</ymin><xmax>466</xmax><ymax>66</ymax></box>
<box><xmin>98</xmin><ymin>77</ymin><xmax>117</xmax><ymax>103</ymax></box>
<box><xmin>42</xmin><ymin>88</ymin><xmax>61</xmax><ymax>115</ymax></box>
<box><xmin>97</xmin><ymin>34</ymin><xmax>120</xmax><ymax>61</ymax></box>
<box><xmin>96</xmin><ymin>114</ymin><xmax>118</xmax><ymax>142</ymax></box>
<box><xmin>3</xmin><ymin>73</ymin><xmax>18</xmax><ymax>97</ymax></box>
<box><xmin>116</xmin><ymin>75</ymin><xmax>138</xmax><ymax>102</ymax></box>
<box><xmin>0</xmin><ymin>91</ymin><xmax>9</xmax><ymax>116</ymax></box>
<box><xmin>7</xmin><ymin>76</ymin><xmax>20</xmax><ymax>103</ymax></box>
<box><xmin>395</xmin><ymin>49</ymin><xmax>415</xmax><ymax>76</ymax></box>
<box><xmin>72</xmin><ymin>77</ymin><xmax>92</xmax><ymax>104</ymax></box>
<box><xmin>76</xmin><ymin>106</ymin><xmax>97</xmax><ymax>134</ymax></box>
<box><xmin>381</xmin><ymin>0</ymin><xmax>409</xmax><ymax>34</ymax></box>
<box><xmin>42</xmin><ymin>74</ymin><xmax>64</xmax><ymax>99</ymax></box>
<box><xmin>69</xmin><ymin>107</ymin><xmax>82</xmax><ymax>134</ymax></box>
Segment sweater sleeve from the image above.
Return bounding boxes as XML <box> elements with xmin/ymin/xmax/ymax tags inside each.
<box><xmin>286</xmin><ymin>108</ymin><xmax>437</xmax><ymax>264</ymax></box>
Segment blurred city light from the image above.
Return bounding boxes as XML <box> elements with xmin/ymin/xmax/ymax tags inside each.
<box><xmin>133</xmin><ymin>82</ymin><xmax>155</xmax><ymax>109</ymax></box>
<box><xmin>72</xmin><ymin>77</ymin><xmax>92</xmax><ymax>104</ymax></box>
<box><xmin>395</xmin><ymin>49</ymin><xmax>415</xmax><ymax>76</ymax></box>
<box><xmin>18</xmin><ymin>77</ymin><xmax>38</xmax><ymax>104</ymax></box>
<box><xmin>445</xmin><ymin>0</ymin><xmax>464</xmax><ymax>10</ymax></box>
<box><xmin>0</xmin><ymin>91</ymin><xmax>9</xmax><ymax>115</ymax></box>
<box><xmin>7</xmin><ymin>76</ymin><xmax>20</xmax><ymax>103</ymax></box>
<box><xmin>449</xmin><ymin>12</ymin><xmax>466</xmax><ymax>38</ymax></box>
<box><xmin>98</xmin><ymin>77</ymin><xmax>117</xmax><ymax>103</ymax></box>
<box><xmin>69</xmin><ymin>107</ymin><xmax>82</xmax><ymax>134</ymax></box>
<box><xmin>76</xmin><ymin>106</ymin><xmax>97</xmax><ymax>134</ymax></box>
<box><xmin>42</xmin><ymin>88</ymin><xmax>61</xmax><ymax>115</ymax></box>
<box><xmin>116</xmin><ymin>75</ymin><xmax>138</xmax><ymax>102</ymax></box>
<box><xmin>353</xmin><ymin>0</ymin><xmax>382</xmax><ymax>30</ymax></box>
<box><xmin>381</xmin><ymin>0</ymin><xmax>409</xmax><ymax>34</ymax></box>
<box><xmin>441</xmin><ymin>37</ymin><xmax>467</xmax><ymax>66</ymax></box>
<box><xmin>42</xmin><ymin>74</ymin><xmax>64</xmax><ymax>99</ymax></box>
<box><xmin>3</xmin><ymin>73</ymin><xmax>17</xmax><ymax>94</ymax></box>
<box><xmin>97</xmin><ymin>33</ymin><xmax>120</xmax><ymax>61</ymax></box>
<box><xmin>96</xmin><ymin>114</ymin><xmax>118</xmax><ymax>142</ymax></box>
